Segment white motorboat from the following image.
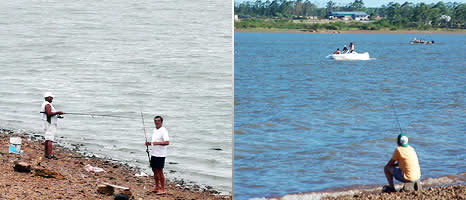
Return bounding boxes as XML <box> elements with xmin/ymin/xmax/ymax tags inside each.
<box><xmin>328</xmin><ymin>52</ymin><xmax>371</xmax><ymax>60</ymax></box>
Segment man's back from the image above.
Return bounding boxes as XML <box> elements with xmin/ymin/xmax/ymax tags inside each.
<box><xmin>392</xmin><ymin>145</ymin><xmax>421</xmax><ymax>181</ymax></box>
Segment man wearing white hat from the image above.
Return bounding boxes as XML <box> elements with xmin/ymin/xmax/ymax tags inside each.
<box><xmin>40</xmin><ymin>92</ymin><xmax>64</xmax><ymax>159</ymax></box>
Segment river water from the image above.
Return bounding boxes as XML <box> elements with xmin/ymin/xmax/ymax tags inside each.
<box><xmin>0</xmin><ymin>0</ymin><xmax>232</xmax><ymax>193</ymax></box>
<box><xmin>234</xmin><ymin>32</ymin><xmax>465</xmax><ymax>199</ymax></box>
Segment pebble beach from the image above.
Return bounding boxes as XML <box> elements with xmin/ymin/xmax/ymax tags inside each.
<box><xmin>0</xmin><ymin>129</ymin><xmax>231</xmax><ymax>200</ymax></box>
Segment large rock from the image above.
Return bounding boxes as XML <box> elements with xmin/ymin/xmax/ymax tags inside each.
<box><xmin>97</xmin><ymin>183</ymin><xmax>131</xmax><ymax>197</ymax></box>
<box><xmin>114</xmin><ymin>193</ymin><xmax>129</xmax><ymax>200</ymax></box>
<box><xmin>13</xmin><ymin>162</ymin><xmax>31</xmax><ymax>173</ymax></box>
<box><xmin>402</xmin><ymin>180</ymin><xmax>422</xmax><ymax>191</ymax></box>
<box><xmin>34</xmin><ymin>168</ymin><xmax>65</xmax><ymax>179</ymax></box>
<box><xmin>97</xmin><ymin>184</ymin><xmax>114</xmax><ymax>195</ymax></box>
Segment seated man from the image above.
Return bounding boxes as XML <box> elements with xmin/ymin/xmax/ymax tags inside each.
<box><xmin>334</xmin><ymin>48</ymin><xmax>340</xmax><ymax>54</ymax></box>
<box><xmin>384</xmin><ymin>134</ymin><xmax>421</xmax><ymax>192</ymax></box>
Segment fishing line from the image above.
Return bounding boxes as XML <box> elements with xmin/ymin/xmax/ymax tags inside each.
<box><xmin>390</xmin><ymin>102</ymin><xmax>404</xmax><ymax>135</ymax></box>
<box><xmin>40</xmin><ymin>112</ymin><xmax>133</xmax><ymax>119</ymax></box>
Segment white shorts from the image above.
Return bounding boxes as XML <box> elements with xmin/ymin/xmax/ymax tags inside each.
<box><xmin>44</xmin><ymin>122</ymin><xmax>57</xmax><ymax>141</ymax></box>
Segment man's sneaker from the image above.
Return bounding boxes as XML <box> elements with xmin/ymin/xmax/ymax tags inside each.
<box><xmin>382</xmin><ymin>185</ymin><xmax>397</xmax><ymax>193</ymax></box>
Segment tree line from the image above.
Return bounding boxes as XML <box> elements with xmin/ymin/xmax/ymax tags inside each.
<box><xmin>235</xmin><ymin>0</ymin><xmax>466</xmax><ymax>29</ymax></box>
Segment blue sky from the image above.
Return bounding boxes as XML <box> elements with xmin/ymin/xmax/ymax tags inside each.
<box><xmin>234</xmin><ymin>0</ymin><xmax>466</xmax><ymax>8</ymax></box>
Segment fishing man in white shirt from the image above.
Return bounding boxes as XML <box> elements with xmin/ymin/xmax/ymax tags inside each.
<box><xmin>145</xmin><ymin>116</ymin><xmax>169</xmax><ymax>195</ymax></box>
<box><xmin>40</xmin><ymin>92</ymin><xmax>64</xmax><ymax>159</ymax></box>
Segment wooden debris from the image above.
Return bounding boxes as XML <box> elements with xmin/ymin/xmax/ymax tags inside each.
<box><xmin>34</xmin><ymin>168</ymin><xmax>65</xmax><ymax>179</ymax></box>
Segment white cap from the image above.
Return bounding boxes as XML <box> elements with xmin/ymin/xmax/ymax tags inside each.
<box><xmin>399</xmin><ymin>136</ymin><xmax>408</xmax><ymax>146</ymax></box>
<box><xmin>43</xmin><ymin>92</ymin><xmax>55</xmax><ymax>98</ymax></box>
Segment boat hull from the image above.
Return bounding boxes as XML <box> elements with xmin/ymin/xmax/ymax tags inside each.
<box><xmin>329</xmin><ymin>52</ymin><xmax>370</xmax><ymax>60</ymax></box>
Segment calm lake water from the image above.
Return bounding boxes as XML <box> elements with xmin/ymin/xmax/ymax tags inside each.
<box><xmin>0</xmin><ymin>0</ymin><xmax>232</xmax><ymax>193</ymax></box>
<box><xmin>234</xmin><ymin>32</ymin><xmax>465</xmax><ymax>199</ymax></box>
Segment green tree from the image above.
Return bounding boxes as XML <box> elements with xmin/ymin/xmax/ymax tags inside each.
<box><xmin>347</xmin><ymin>0</ymin><xmax>365</xmax><ymax>11</ymax></box>
<box><xmin>452</xmin><ymin>4</ymin><xmax>466</xmax><ymax>26</ymax></box>
<box><xmin>326</xmin><ymin>1</ymin><xmax>336</xmax><ymax>13</ymax></box>
<box><xmin>386</xmin><ymin>2</ymin><xmax>402</xmax><ymax>25</ymax></box>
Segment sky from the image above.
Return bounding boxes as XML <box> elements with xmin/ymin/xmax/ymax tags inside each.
<box><xmin>234</xmin><ymin>0</ymin><xmax>466</xmax><ymax>8</ymax></box>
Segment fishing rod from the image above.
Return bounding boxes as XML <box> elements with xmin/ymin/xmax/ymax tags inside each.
<box><xmin>390</xmin><ymin>103</ymin><xmax>404</xmax><ymax>135</ymax></box>
<box><xmin>40</xmin><ymin>112</ymin><xmax>132</xmax><ymax>119</ymax></box>
<box><xmin>140</xmin><ymin>109</ymin><xmax>151</xmax><ymax>163</ymax></box>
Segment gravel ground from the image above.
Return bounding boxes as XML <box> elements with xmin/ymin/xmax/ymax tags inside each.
<box><xmin>0</xmin><ymin>130</ymin><xmax>231</xmax><ymax>200</ymax></box>
<box><xmin>322</xmin><ymin>185</ymin><xmax>465</xmax><ymax>200</ymax></box>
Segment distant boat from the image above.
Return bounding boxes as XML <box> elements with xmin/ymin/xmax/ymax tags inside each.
<box><xmin>410</xmin><ymin>40</ymin><xmax>434</xmax><ymax>45</ymax></box>
<box><xmin>328</xmin><ymin>52</ymin><xmax>371</xmax><ymax>60</ymax></box>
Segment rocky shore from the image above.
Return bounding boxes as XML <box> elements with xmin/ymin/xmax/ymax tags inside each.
<box><xmin>0</xmin><ymin>129</ymin><xmax>231</xmax><ymax>200</ymax></box>
<box><xmin>267</xmin><ymin>173</ymin><xmax>466</xmax><ymax>200</ymax></box>
<box><xmin>322</xmin><ymin>185</ymin><xmax>466</xmax><ymax>200</ymax></box>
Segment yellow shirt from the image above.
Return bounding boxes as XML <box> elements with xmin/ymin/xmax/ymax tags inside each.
<box><xmin>392</xmin><ymin>146</ymin><xmax>421</xmax><ymax>181</ymax></box>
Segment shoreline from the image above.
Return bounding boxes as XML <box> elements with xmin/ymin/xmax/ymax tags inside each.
<box><xmin>235</xmin><ymin>28</ymin><xmax>466</xmax><ymax>34</ymax></box>
<box><xmin>262</xmin><ymin>173</ymin><xmax>466</xmax><ymax>200</ymax></box>
<box><xmin>0</xmin><ymin>128</ymin><xmax>231</xmax><ymax>199</ymax></box>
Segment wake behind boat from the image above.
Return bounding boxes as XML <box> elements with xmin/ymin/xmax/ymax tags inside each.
<box><xmin>328</xmin><ymin>51</ymin><xmax>371</xmax><ymax>60</ymax></box>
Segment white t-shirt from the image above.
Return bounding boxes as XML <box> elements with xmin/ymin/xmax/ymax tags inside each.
<box><xmin>40</xmin><ymin>101</ymin><xmax>58</xmax><ymax>141</ymax></box>
<box><xmin>41</xmin><ymin>101</ymin><xmax>57</xmax><ymax>125</ymax></box>
<box><xmin>150</xmin><ymin>126</ymin><xmax>169</xmax><ymax>157</ymax></box>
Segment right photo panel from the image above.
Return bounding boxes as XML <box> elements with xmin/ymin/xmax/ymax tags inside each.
<box><xmin>234</xmin><ymin>0</ymin><xmax>466</xmax><ymax>199</ymax></box>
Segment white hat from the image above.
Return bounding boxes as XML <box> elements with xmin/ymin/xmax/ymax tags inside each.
<box><xmin>43</xmin><ymin>92</ymin><xmax>55</xmax><ymax>98</ymax></box>
<box><xmin>397</xmin><ymin>134</ymin><xmax>409</xmax><ymax>147</ymax></box>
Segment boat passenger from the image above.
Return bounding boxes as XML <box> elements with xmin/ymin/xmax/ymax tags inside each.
<box><xmin>349</xmin><ymin>42</ymin><xmax>354</xmax><ymax>53</ymax></box>
<box><xmin>412</xmin><ymin>37</ymin><xmax>421</xmax><ymax>43</ymax></box>
<box><xmin>334</xmin><ymin>48</ymin><xmax>341</xmax><ymax>54</ymax></box>
<box><xmin>342</xmin><ymin>45</ymin><xmax>348</xmax><ymax>53</ymax></box>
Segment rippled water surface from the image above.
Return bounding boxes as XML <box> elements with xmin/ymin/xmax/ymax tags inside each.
<box><xmin>0</xmin><ymin>0</ymin><xmax>232</xmax><ymax>193</ymax></box>
<box><xmin>234</xmin><ymin>33</ymin><xmax>465</xmax><ymax>199</ymax></box>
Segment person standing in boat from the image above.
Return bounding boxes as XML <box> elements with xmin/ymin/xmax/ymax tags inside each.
<box><xmin>145</xmin><ymin>116</ymin><xmax>170</xmax><ymax>195</ymax></box>
<box><xmin>342</xmin><ymin>45</ymin><xmax>348</xmax><ymax>53</ymax></box>
<box><xmin>40</xmin><ymin>92</ymin><xmax>64</xmax><ymax>159</ymax></box>
<box><xmin>349</xmin><ymin>42</ymin><xmax>354</xmax><ymax>53</ymax></box>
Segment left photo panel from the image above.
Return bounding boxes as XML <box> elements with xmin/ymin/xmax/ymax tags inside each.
<box><xmin>0</xmin><ymin>0</ymin><xmax>232</xmax><ymax>199</ymax></box>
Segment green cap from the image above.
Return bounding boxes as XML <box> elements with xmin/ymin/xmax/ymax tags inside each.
<box><xmin>397</xmin><ymin>134</ymin><xmax>409</xmax><ymax>147</ymax></box>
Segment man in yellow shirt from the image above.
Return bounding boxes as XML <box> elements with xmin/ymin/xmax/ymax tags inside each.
<box><xmin>384</xmin><ymin>133</ymin><xmax>421</xmax><ymax>192</ymax></box>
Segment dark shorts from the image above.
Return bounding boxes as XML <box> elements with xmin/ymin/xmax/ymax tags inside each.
<box><xmin>150</xmin><ymin>156</ymin><xmax>165</xmax><ymax>169</ymax></box>
<box><xmin>393</xmin><ymin>167</ymin><xmax>410</xmax><ymax>183</ymax></box>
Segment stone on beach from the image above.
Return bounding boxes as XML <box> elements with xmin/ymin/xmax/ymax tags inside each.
<box><xmin>13</xmin><ymin>162</ymin><xmax>31</xmax><ymax>173</ymax></box>
<box><xmin>34</xmin><ymin>168</ymin><xmax>65</xmax><ymax>179</ymax></box>
<box><xmin>101</xmin><ymin>182</ymin><xmax>132</xmax><ymax>197</ymax></box>
<box><xmin>402</xmin><ymin>180</ymin><xmax>422</xmax><ymax>191</ymax></box>
<box><xmin>114</xmin><ymin>193</ymin><xmax>130</xmax><ymax>200</ymax></box>
<box><xmin>97</xmin><ymin>184</ymin><xmax>115</xmax><ymax>195</ymax></box>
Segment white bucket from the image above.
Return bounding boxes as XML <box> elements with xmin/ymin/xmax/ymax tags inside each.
<box><xmin>9</xmin><ymin>137</ymin><xmax>22</xmax><ymax>154</ymax></box>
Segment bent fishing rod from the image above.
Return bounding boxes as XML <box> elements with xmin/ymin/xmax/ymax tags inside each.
<box><xmin>40</xmin><ymin>112</ymin><xmax>132</xmax><ymax>119</ymax></box>
<box><xmin>140</xmin><ymin>109</ymin><xmax>151</xmax><ymax>163</ymax></box>
<box><xmin>390</xmin><ymin>102</ymin><xmax>405</xmax><ymax>135</ymax></box>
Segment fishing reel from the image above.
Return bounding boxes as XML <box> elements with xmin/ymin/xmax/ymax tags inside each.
<box><xmin>57</xmin><ymin>115</ymin><xmax>64</xmax><ymax>119</ymax></box>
